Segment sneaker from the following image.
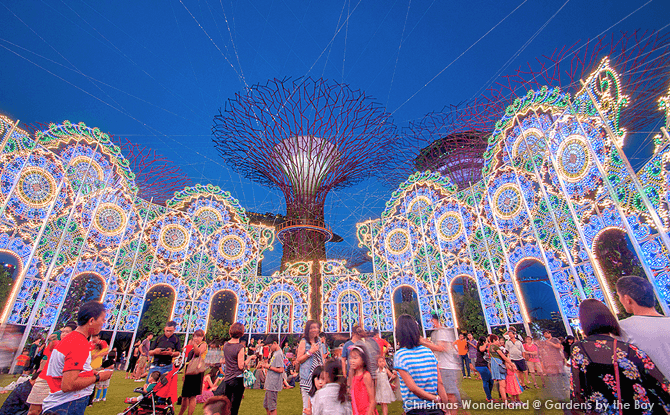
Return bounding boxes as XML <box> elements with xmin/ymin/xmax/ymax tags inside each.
<box><xmin>124</xmin><ymin>398</ymin><xmax>132</xmax><ymax>404</ymax></box>
<box><xmin>102</xmin><ymin>398</ymin><xmax>106</xmax><ymax>402</ymax></box>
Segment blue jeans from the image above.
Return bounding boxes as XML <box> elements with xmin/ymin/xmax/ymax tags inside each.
<box><xmin>146</xmin><ymin>363</ymin><xmax>173</xmax><ymax>383</ymax></box>
<box><xmin>460</xmin><ymin>354</ymin><xmax>471</xmax><ymax>377</ymax></box>
<box><xmin>43</xmin><ymin>395</ymin><xmax>89</xmax><ymax>415</ymax></box>
<box><xmin>476</xmin><ymin>366</ymin><xmax>493</xmax><ymax>400</ymax></box>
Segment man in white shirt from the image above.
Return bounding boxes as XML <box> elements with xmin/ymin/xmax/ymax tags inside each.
<box><xmin>504</xmin><ymin>330</ymin><xmax>529</xmax><ymax>388</ymax></box>
<box><xmin>616</xmin><ymin>276</ymin><xmax>670</xmax><ymax>379</ymax></box>
<box><xmin>420</xmin><ymin>313</ymin><xmax>461</xmax><ymax>405</ymax></box>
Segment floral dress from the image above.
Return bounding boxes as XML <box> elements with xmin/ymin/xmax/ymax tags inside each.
<box><xmin>571</xmin><ymin>334</ymin><xmax>670</xmax><ymax>414</ymax></box>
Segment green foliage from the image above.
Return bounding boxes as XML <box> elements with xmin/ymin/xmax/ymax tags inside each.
<box><xmin>453</xmin><ymin>280</ymin><xmax>486</xmax><ymax>336</ymax></box>
<box><xmin>206</xmin><ymin>319</ymin><xmax>231</xmax><ymax>345</ymax></box>
<box><xmin>137</xmin><ymin>296</ymin><xmax>174</xmax><ymax>338</ymax></box>
<box><xmin>0</xmin><ymin>268</ymin><xmax>13</xmax><ymax>310</ymax></box>
<box><xmin>394</xmin><ymin>287</ymin><xmax>423</xmax><ymax>331</ymax></box>
<box><xmin>56</xmin><ymin>275</ymin><xmax>104</xmax><ymax>329</ymax></box>
<box><xmin>594</xmin><ymin>229</ymin><xmax>645</xmax><ymax>318</ymax></box>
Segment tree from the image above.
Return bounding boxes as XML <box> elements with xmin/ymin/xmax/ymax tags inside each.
<box><xmin>595</xmin><ymin>229</ymin><xmax>646</xmax><ymax>318</ymax></box>
<box><xmin>206</xmin><ymin>319</ymin><xmax>231</xmax><ymax>345</ymax></box>
<box><xmin>56</xmin><ymin>275</ymin><xmax>103</xmax><ymax>329</ymax></box>
<box><xmin>453</xmin><ymin>280</ymin><xmax>486</xmax><ymax>336</ymax></box>
<box><xmin>137</xmin><ymin>296</ymin><xmax>173</xmax><ymax>338</ymax></box>
<box><xmin>0</xmin><ymin>268</ymin><xmax>13</xmax><ymax>309</ymax></box>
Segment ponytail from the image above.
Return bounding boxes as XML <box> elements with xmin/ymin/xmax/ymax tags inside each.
<box><xmin>324</xmin><ymin>359</ymin><xmax>348</xmax><ymax>404</ymax></box>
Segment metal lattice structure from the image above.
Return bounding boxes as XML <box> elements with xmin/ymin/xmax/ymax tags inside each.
<box><xmin>212</xmin><ymin>77</ymin><xmax>396</xmax><ymax>319</ymax></box>
<box><xmin>114</xmin><ymin>137</ymin><xmax>193</xmax><ymax>205</ymax></box>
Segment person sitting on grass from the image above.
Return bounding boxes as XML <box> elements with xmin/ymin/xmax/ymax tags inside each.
<box><xmin>203</xmin><ymin>395</ymin><xmax>232</xmax><ymax>415</ymax></box>
<box><xmin>124</xmin><ymin>371</ymin><xmax>161</xmax><ymax>404</ymax></box>
<box><xmin>0</xmin><ymin>371</ymin><xmax>39</xmax><ymax>415</ymax></box>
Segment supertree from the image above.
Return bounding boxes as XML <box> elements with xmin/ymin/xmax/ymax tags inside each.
<box><xmin>114</xmin><ymin>137</ymin><xmax>192</xmax><ymax>205</ymax></box>
<box><xmin>490</xmin><ymin>30</ymin><xmax>670</xmax><ymax>134</ymax></box>
<box><xmin>212</xmin><ymin>77</ymin><xmax>396</xmax><ymax>320</ymax></box>
<box><xmin>386</xmin><ymin>98</ymin><xmax>504</xmax><ymax>190</ymax></box>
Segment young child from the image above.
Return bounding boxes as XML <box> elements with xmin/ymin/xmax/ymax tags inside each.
<box><xmin>375</xmin><ymin>356</ymin><xmax>395</xmax><ymax>415</ymax></box>
<box><xmin>349</xmin><ymin>346</ymin><xmax>377</xmax><ymax>415</ymax></box>
<box><xmin>15</xmin><ymin>349</ymin><xmax>30</xmax><ymax>376</ymax></box>
<box><xmin>307</xmin><ymin>366</ymin><xmax>324</xmax><ymax>412</ymax></box>
<box><xmin>503</xmin><ymin>350</ymin><xmax>522</xmax><ymax>402</ymax></box>
<box><xmin>312</xmin><ymin>359</ymin><xmax>350</xmax><ymax>415</ymax></box>
<box><xmin>93</xmin><ymin>358</ymin><xmax>115</xmax><ymax>402</ymax></box>
<box><xmin>125</xmin><ymin>371</ymin><xmax>161</xmax><ymax>404</ymax></box>
<box><xmin>523</xmin><ymin>336</ymin><xmax>545</xmax><ymax>388</ymax></box>
<box><xmin>263</xmin><ymin>334</ymin><xmax>284</xmax><ymax>415</ymax></box>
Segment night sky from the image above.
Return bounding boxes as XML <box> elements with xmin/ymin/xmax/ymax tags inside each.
<box><xmin>1</xmin><ymin>1</ymin><xmax>668</xmax><ymax>274</ymax></box>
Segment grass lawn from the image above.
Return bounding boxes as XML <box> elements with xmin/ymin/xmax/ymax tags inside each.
<box><xmin>0</xmin><ymin>372</ymin><xmax>567</xmax><ymax>414</ymax></box>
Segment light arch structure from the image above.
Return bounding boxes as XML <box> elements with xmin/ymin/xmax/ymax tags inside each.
<box><xmin>354</xmin><ymin>59</ymin><xmax>670</xmax><ymax>335</ymax></box>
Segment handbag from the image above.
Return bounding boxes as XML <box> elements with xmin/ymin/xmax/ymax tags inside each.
<box><xmin>186</xmin><ymin>342</ymin><xmax>208</xmax><ymax>375</ymax></box>
<box><xmin>612</xmin><ymin>339</ymin><xmax>623</xmax><ymax>415</ymax></box>
<box><xmin>243</xmin><ymin>369</ymin><xmax>256</xmax><ymax>388</ymax></box>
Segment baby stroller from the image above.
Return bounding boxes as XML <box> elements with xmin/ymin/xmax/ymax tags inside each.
<box><xmin>119</xmin><ymin>366</ymin><xmax>179</xmax><ymax>415</ymax></box>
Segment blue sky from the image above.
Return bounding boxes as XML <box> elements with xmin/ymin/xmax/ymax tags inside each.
<box><xmin>1</xmin><ymin>0</ymin><xmax>668</xmax><ymax>274</ymax></box>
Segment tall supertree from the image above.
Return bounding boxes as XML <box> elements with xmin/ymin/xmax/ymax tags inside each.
<box><xmin>213</xmin><ymin>77</ymin><xmax>396</xmax><ymax>320</ymax></box>
<box><xmin>115</xmin><ymin>137</ymin><xmax>192</xmax><ymax>205</ymax></box>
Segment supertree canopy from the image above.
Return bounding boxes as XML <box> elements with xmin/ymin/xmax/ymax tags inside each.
<box><xmin>387</xmin><ymin>99</ymin><xmax>504</xmax><ymax>190</ymax></box>
<box><xmin>115</xmin><ymin>137</ymin><xmax>192</xmax><ymax>205</ymax></box>
<box><xmin>212</xmin><ymin>77</ymin><xmax>396</xmax><ymax>319</ymax></box>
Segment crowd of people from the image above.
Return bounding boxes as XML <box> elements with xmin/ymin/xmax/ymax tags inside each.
<box><xmin>1</xmin><ymin>275</ymin><xmax>670</xmax><ymax>414</ymax></box>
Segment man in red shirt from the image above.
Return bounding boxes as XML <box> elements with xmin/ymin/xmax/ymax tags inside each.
<box><xmin>42</xmin><ymin>301</ymin><xmax>113</xmax><ymax>415</ymax></box>
<box><xmin>371</xmin><ymin>329</ymin><xmax>390</xmax><ymax>357</ymax></box>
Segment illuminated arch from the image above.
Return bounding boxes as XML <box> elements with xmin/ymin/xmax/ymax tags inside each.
<box><xmin>337</xmin><ymin>290</ymin><xmax>363</xmax><ymax>333</ymax></box>
<box><xmin>205</xmin><ymin>289</ymin><xmax>239</xmax><ymax>333</ymax></box>
<box><xmin>267</xmin><ymin>291</ymin><xmax>294</xmax><ymax>334</ymax></box>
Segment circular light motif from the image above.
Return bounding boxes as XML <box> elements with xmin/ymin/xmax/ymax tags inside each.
<box><xmin>558</xmin><ymin>137</ymin><xmax>590</xmax><ymax>182</ymax></box>
<box><xmin>513</xmin><ymin>129</ymin><xmax>547</xmax><ymax>159</ymax></box>
<box><xmin>70</xmin><ymin>156</ymin><xmax>104</xmax><ymax>181</ymax></box>
<box><xmin>219</xmin><ymin>235</ymin><xmax>245</xmax><ymax>260</ymax></box>
<box><xmin>437</xmin><ymin>212</ymin><xmax>462</xmax><ymax>241</ymax></box>
<box><xmin>408</xmin><ymin>196</ymin><xmax>431</xmax><ymax>212</ymax></box>
<box><xmin>160</xmin><ymin>224</ymin><xmax>189</xmax><ymax>251</ymax></box>
<box><xmin>385</xmin><ymin>229</ymin><xmax>410</xmax><ymax>255</ymax></box>
<box><xmin>196</xmin><ymin>207</ymin><xmax>222</xmax><ymax>223</ymax></box>
<box><xmin>494</xmin><ymin>184</ymin><xmax>522</xmax><ymax>219</ymax></box>
<box><xmin>94</xmin><ymin>204</ymin><xmax>126</xmax><ymax>236</ymax></box>
<box><xmin>17</xmin><ymin>167</ymin><xmax>57</xmax><ymax>208</ymax></box>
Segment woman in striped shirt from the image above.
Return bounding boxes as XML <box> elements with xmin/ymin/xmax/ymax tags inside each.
<box><xmin>393</xmin><ymin>315</ymin><xmax>449</xmax><ymax>415</ymax></box>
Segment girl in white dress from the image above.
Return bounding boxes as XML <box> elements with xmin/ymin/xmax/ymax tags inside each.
<box><xmin>375</xmin><ymin>356</ymin><xmax>396</xmax><ymax>415</ymax></box>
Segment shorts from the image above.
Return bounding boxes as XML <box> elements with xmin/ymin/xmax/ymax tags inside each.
<box><xmin>526</xmin><ymin>361</ymin><xmax>542</xmax><ymax>373</ymax></box>
<box><xmin>512</xmin><ymin>359</ymin><xmax>528</xmax><ymax>372</ymax></box>
<box><xmin>263</xmin><ymin>390</ymin><xmax>278</xmax><ymax>411</ymax></box>
<box><xmin>438</xmin><ymin>368</ymin><xmax>461</xmax><ymax>402</ymax></box>
<box><xmin>27</xmin><ymin>377</ymin><xmax>51</xmax><ymax>405</ymax></box>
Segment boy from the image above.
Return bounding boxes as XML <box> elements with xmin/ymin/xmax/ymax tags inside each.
<box><xmin>263</xmin><ymin>334</ymin><xmax>284</xmax><ymax>415</ymax></box>
<box><xmin>15</xmin><ymin>349</ymin><xmax>30</xmax><ymax>376</ymax></box>
<box><xmin>124</xmin><ymin>371</ymin><xmax>161</xmax><ymax>404</ymax></box>
<box><xmin>203</xmin><ymin>396</ymin><xmax>231</xmax><ymax>415</ymax></box>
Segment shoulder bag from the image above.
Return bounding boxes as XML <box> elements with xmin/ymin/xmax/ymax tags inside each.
<box><xmin>186</xmin><ymin>342</ymin><xmax>208</xmax><ymax>375</ymax></box>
